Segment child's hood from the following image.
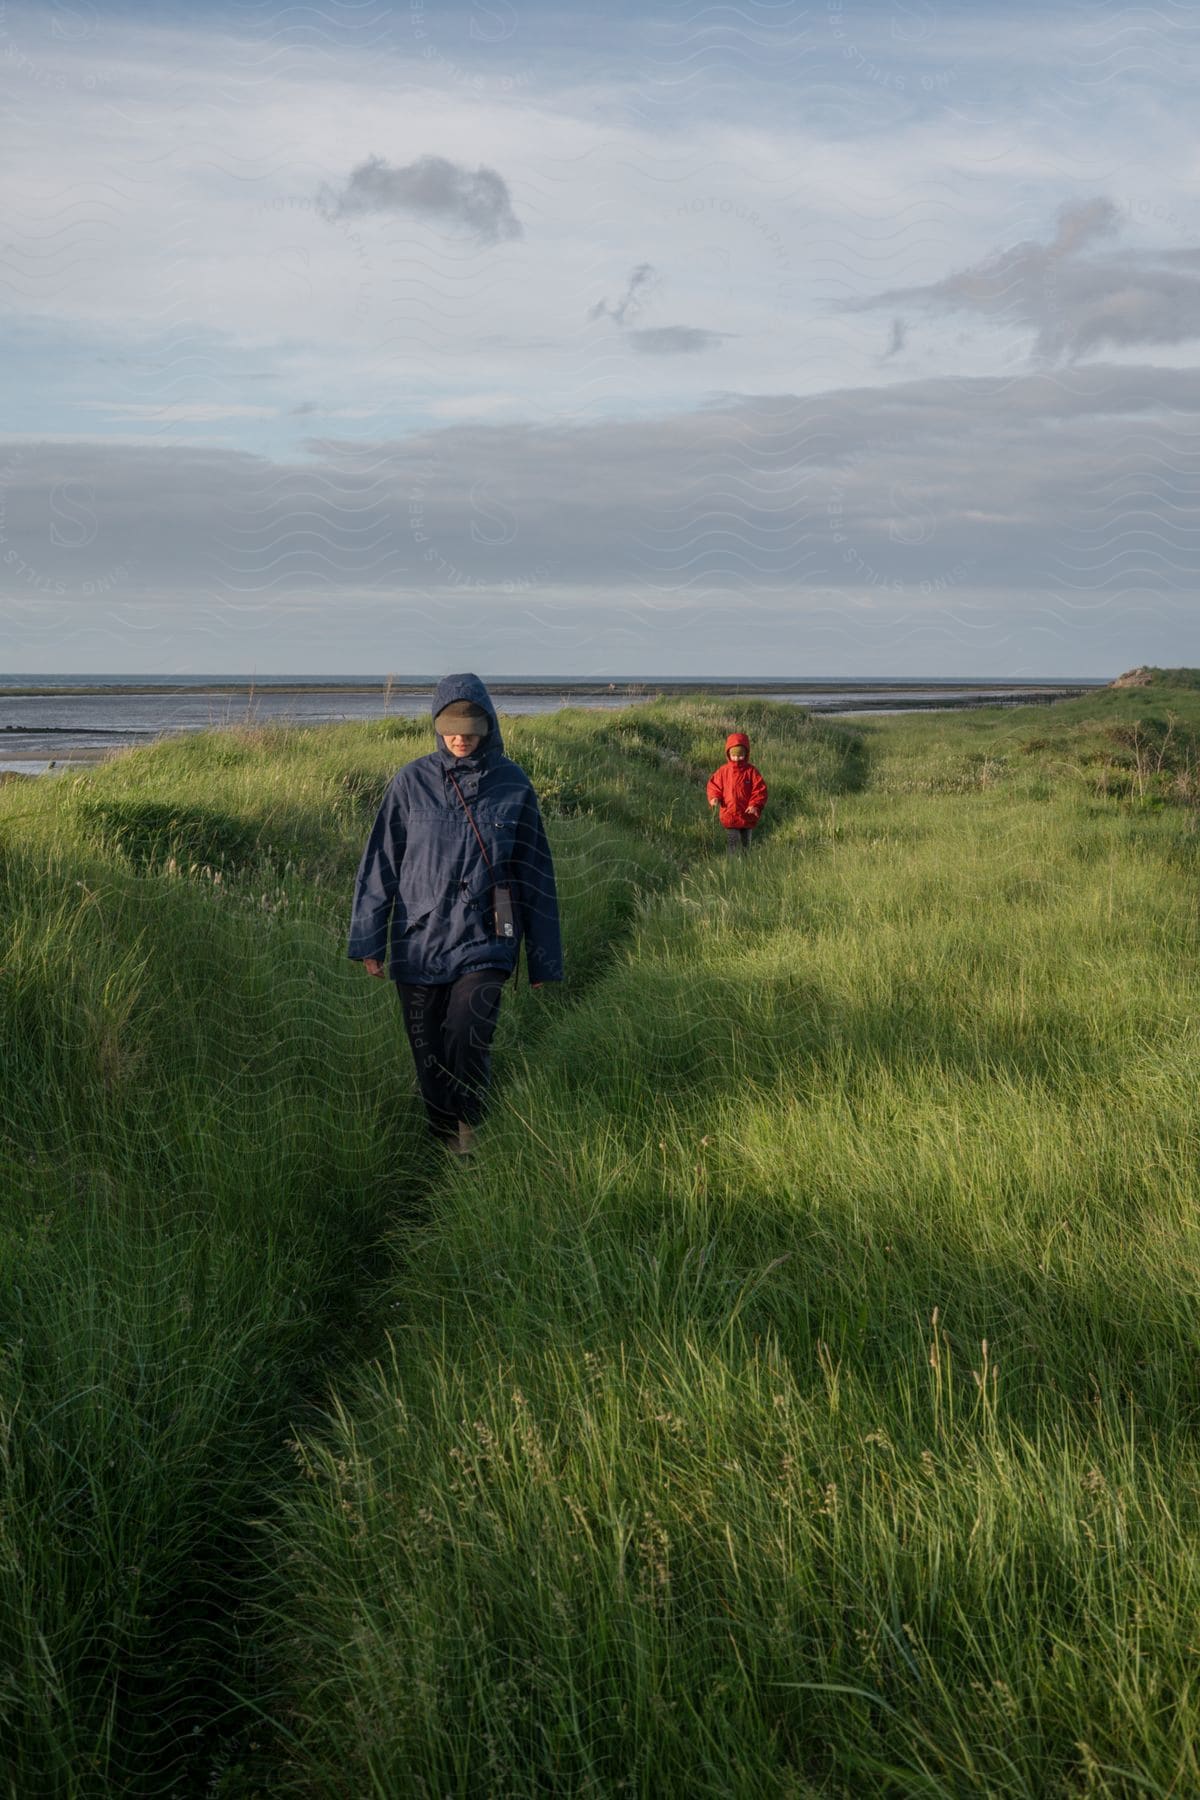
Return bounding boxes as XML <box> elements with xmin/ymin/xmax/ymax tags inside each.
<box><xmin>725</xmin><ymin>731</ymin><xmax>751</xmax><ymax>760</ymax></box>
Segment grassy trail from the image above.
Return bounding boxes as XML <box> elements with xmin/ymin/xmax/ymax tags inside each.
<box><xmin>4</xmin><ymin>687</ymin><xmax>1200</xmax><ymax>1795</ymax></box>
<box><xmin>263</xmin><ymin>689</ymin><xmax>1200</xmax><ymax>1797</ymax></box>
<box><xmin>0</xmin><ymin>702</ymin><xmax>807</xmax><ymax>1794</ymax></box>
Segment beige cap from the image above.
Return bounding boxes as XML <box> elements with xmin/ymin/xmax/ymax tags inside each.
<box><xmin>435</xmin><ymin>701</ymin><xmax>489</xmax><ymax>736</ymax></box>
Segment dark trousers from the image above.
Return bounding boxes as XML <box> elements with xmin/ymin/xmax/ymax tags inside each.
<box><xmin>397</xmin><ymin>968</ymin><xmax>509</xmax><ymax>1140</ymax></box>
<box><xmin>725</xmin><ymin>826</ymin><xmax>754</xmax><ymax>855</ymax></box>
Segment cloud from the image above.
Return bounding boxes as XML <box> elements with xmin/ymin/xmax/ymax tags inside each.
<box><xmin>590</xmin><ymin>264</ymin><xmax>727</xmax><ymax>355</ymax></box>
<box><xmin>883</xmin><ymin>318</ymin><xmax>907</xmax><ymax>360</ymax></box>
<box><xmin>86</xmin><ymin>403</ymin><xmax>281</xmax><ymax>423</ymax></box>
<box><xmin>589</xmin><ymin>263</ymin><xmax>658</xmax><ymax>326</ymax></box>
<box><xmin>850</xmin><ymin>197</ymin><xmax>1200</xmax><ymax>363</ymax></box>
<box><xmin>628</xmin><ymin>326</ymin><xmax>729</xmax><ymax>355</ymax></box>
<box><xmin>1052</xmin><ymin>197</ymin><xmax>1120</xmax><ymax>258</ymax></box>
<box><xmin>7</xmin><ymin>363</ymin><xmax>1200</xmax><ymax>674</ymax></box>
<box><xmin>8</xmin><ymin>363</ymin><xmax>1200</xmax><ymax>606</ymax></box>
<box><xmin>321</xmin><ymin>154</ymin><xmax>523</xmax><ymax>243</ymax></box>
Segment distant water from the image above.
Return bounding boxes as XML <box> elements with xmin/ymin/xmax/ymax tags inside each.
<box><xmin>0</xmin><ymin>676</ymin><xmax>1101</xmax><ymax>773</ymax></box>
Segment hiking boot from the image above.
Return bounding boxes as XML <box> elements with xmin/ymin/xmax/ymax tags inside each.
<box><xmin>455</xmin><ymin>1120</ymin><xmax>477</xmax><ymax>1158</ymax></box>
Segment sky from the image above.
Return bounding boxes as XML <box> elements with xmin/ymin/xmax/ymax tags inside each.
<box><xmin>2</xmin><ymin>0</ymin><xmax>1199</xmax><ymax>677</ymax></box>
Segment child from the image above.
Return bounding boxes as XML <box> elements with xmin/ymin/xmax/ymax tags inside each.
<box><xmin>707</xmin><ymin>731</ymin><xmax>768</xmax><ymax>854</ymax></box>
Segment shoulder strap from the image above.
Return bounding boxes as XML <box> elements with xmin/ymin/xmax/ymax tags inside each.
<box><xmin>446</xmin><ymin>770</ymin><xmax>522</xmax><ymax>990</ymax></box>
<box><xmin>447</xmin><ymin>771</ymin><xmax>494</xmax><ymax>873</ymax></box>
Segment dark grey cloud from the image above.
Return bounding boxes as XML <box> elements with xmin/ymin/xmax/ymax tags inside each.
<box><xmin>322</xmin><ymin>154</ymin><xmax>522</xmax><ymax>243</ymax></box>
<box><xmin>590</xmin><ymin>264</ymin><xmax>726</xmax><ymax>354</ymax></box>
<box><xmin>883</xmin><ymin>317</ymin><xmax>907</xmax><ymax>360</ymax></box>
<box><xmin>6</xmin><ymin>365</ymin><xmax>1200</xmax><ymax>665</ymax></box>
<box><xmin>851</xmin><ymin>196</ymin><xmax>1200</xmax><ymax>362</ymax></box>
<box><xmin>629</xmin><ymin>326</ymin><xmax>728</xmax><ymax>355</ymax></box>
<box><xmin>589</xmin><ymin>262</ymin><xmax>657</xmax><ymax>326</ymax></box>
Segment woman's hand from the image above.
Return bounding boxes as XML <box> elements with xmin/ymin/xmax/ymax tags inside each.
<box><xmin>362</xmin><ymin>957</ymin><xmax>387</xmax><ymax>979</ymax></box>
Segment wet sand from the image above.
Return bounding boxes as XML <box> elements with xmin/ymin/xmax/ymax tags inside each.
<box><xmin>0</xmin><ymin>682</ymin><xmax>1095</xmax><ymax>774</ymax></box>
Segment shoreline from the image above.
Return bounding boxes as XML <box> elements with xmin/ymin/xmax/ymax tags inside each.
<box><xmin>0</xmin><ymin>685</ymin><xmax>1095</xmax><ymax>775</ymax></box>
<box><xmin>0</xmin><ymin>680</ymin><xmax>1098</xmax><ymax>700</ymax></box>
<box><xmin>0</xmin><ymin>686</ymin><xmax>1087</xmax><ymax>738</ymax></box>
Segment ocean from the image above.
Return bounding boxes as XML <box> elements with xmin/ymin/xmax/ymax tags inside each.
<box><xmin>0</xmin><ymin>677</ymin><xmax>1102</xmax><ymax>774</ymax></box>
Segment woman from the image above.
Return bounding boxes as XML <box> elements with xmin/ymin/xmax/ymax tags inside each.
<box><xmin>348</xmin><ymin>673</ymin><xmax>563</xmax><ymax>1156</ymax></box>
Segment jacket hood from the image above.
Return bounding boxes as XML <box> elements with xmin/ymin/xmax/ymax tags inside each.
<box><xmin>432</xmin><ymin>671</ymin><xmax>504</xmax><ymax>762</ymax></box>
<box><xmin>726</xmin><ymin>731</ymin><xmax>750</xmax><ymax>759</ymax></box>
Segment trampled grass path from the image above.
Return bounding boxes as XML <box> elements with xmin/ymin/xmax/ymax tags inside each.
<box><xmin>1</xmin><ymin>700</ymin><xmax>807</xmax><ymax>1793</ymax></box>
<box><xmin>261</xmin><ymin>688</ymin><xmax>1200</xmax><ymax>1798</ymax></box>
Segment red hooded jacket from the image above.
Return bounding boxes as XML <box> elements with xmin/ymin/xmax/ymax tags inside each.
<box><xmin>706</xmin><ymin>732</ymin><xmax>768</xmax><ymax>829</ymax></box>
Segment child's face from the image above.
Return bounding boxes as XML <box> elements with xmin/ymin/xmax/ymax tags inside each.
<box><xmin>729</xmin><ymin>746</ymin><xmax>747</xmax><ymax>761</ymax></box>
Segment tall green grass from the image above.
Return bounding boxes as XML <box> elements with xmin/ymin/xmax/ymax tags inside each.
<box><xmin>263</xmin><ymin>690</ymin><xmax>1200</xmax><ymax>1797</ymax></box>
<box><xmin>0</xmin><ymin>706</ymin><xmax>713</xmax><ymax>1793</ymax></box>
<box><xmin>5</xmin><ymin>688</ymin><xmax>1199</xmax><ymax>1793</ymax></box>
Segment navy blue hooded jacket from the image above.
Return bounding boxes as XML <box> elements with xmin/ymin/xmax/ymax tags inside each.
<box><xmin>347</xmin><ymin>673</ymin><xmax>563</xmax><ymax>985</ymax></box>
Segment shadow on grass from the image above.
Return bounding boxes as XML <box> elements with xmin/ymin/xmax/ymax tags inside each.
<box><xmin>0</xmin><ymin>832</ymin><xmax>430</xmax><ymax>1793</ymax></box>
<box><xmin>79</xmin><ymin>797</ymin><xmax>290</xmax><ymax>875</ymax></box>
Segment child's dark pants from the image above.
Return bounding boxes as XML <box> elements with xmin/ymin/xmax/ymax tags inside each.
<box><xmin>396</xmin><ymin>968</ymin><xmax>509</xmax><ymax>1141</ymax></box>
<box><xmin>725</xmin><ymin>827</ymin><xmax>754</xmax><ymax>855</ymax></box>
